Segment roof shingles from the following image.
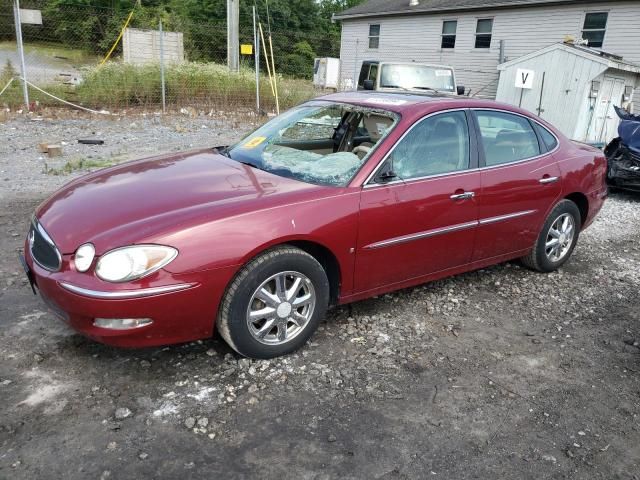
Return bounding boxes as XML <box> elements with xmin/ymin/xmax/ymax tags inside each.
<box><xmin>334</xmin><ymin>0</ymin><xmax>620</xmax><ymax>20</ymax></box>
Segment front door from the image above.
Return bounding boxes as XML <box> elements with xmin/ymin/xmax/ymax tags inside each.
<box><xmin>355</xmin><ymin>110</ymin><xmax>480</xmax><ymax>293</ymax></box>
<box><xmin>471</xmin><ymin>109</ymin><xmax>562</xmax><ymax>261</ymax></box>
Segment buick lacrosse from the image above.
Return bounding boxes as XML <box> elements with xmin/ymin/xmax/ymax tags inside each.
<box><xmin>22</xmin><ymin>92</ymin><xmax>607</xmax><ymax>358</ymax></box>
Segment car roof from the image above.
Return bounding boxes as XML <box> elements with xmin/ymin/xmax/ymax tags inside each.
<box><xmin>316</xmin><ymin>91</ymin><xmax>519</xmax><ymax>114</ymax></box>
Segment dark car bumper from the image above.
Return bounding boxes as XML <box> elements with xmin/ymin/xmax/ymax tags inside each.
<box><xmin>22</xmin><ymin>246</ymin><xmax>237</xmax><ymax>348</ymax></box>
<box><xmin>606</xmin><ymin>139</ymin><xmax>640</xmax><ymax>192</ymax></box>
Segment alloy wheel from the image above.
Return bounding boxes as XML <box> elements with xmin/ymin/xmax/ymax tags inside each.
<box><xmin>246</xmin><ymin>271</ymin><xmax>316</xmax><ymax>345</ymax></box>
<box><xmin>545</xmin><ymin>213</ymin><xmax>575</xmax><ymax>262</ymax></box>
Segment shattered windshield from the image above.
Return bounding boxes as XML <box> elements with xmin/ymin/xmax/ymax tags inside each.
<box><xmin>227</xmin><ymin>102</ymin><xmax>397</xmax><ymax>186</ymax></box>
<box><xmin>380</xmin><ymin>64</ymin><xmax>455</xmax><ymax>92</ymax></box>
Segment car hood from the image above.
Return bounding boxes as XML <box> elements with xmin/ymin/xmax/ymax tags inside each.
<box><xmin>36</xmin><ymin>149</ymin><xmax>327</xmax><ymax>254</ymax></box>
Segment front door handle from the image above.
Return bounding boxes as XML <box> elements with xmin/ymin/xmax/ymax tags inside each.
<box><xmin>539</xmin><ymin>176</ymin><xmax>559</xmax><ymax>184</ymax></box>
<box><xmin>450</xmin><ymin>191</ymin><xmax>475</xmax><ymax>201</ymax></box>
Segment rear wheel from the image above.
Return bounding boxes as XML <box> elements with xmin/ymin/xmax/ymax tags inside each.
<box><xmin>521</xmin><ymin>200</ymin><xmax>581</xmax><ymax>272</ymax></box>
<box><xmin>217</xmin><ymin>246</ymin><xmax>329</xmax><ymax>359</ymax></box>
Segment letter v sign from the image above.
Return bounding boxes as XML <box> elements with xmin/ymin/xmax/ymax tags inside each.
<box><xmin>515</xmin><ymin>68</ymin><xmax>535</xmax><ymax>89</ymax></box>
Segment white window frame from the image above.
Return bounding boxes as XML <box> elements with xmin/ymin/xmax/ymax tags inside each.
<box><xmin>441</xmin><ymin>19</ymin><xmax>458</xmax><ymax>49</ymax></box>
<box><xmin>581</xmin><ymin>11</ymin><xmax>608</xmax><ymax>49</ymax></box>
<box><xmin>474</xmin><ymin>18</ymin><xmax>494</xmax><ymax>49</ymax></box>
<box><xmin>368</xmin><ymin>24</ymin><xmax>381</xmax><ymax>49</ymax></box>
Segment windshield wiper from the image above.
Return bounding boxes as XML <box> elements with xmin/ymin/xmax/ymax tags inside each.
<box><xmin>412</xmin><ymin>86</ymin><xmax>437</xmax><ymax>91</ymax></box>
<box><xmin>381</xmin><ymin>85</ymin><xmax>410</xmax><ymax>91</ymax></box>
<box><xmin>214</xmin><ymin>146</ymin><xmax>231</xmax><ymax>157</ymax></box>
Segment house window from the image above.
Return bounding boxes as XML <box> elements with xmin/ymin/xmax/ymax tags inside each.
<box><xmin>369</xmin><ymin>24</ymin><xmax>380</xmax><ymax>49</ymax></box>
<box><xmin>582</xmin><ymin>12</ymin><xmax>608</xmax><ymax>48</ymax></box>
<box><xmin>441</xmin><ymin>20</ymin><xmax>457</xmax><ymax>49</ymax></box>
<box><xmin>475</xmin><ymin>18</ymin><xmax>493</xmax><ymax>48</ymax></box>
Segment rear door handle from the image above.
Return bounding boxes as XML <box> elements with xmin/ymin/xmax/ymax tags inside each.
<box><xmin>539</xmin><ymin>176</ymin><xmax>559</xmax><ymax>184</ymax></box>
<box><xmin>450</xmin><ymin>191</ymin><xmax>475</xmax><ymax>200</ymax></box>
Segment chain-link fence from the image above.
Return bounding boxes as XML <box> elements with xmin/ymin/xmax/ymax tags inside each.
<box><xmin>0</xmin><ymin>2</ymin><xmax>351</xmax><ymax>113</ymax></box>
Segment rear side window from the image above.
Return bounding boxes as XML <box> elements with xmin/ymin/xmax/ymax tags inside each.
<box><xmin>358</xmin><ymin>63</ymin><xmax>378</xmax><ymax>88</ymax></box>
<box><xmin>475</xmin><ymin>110</ymin><xmax>541</xmax><ymax>166</ymax></box>
<box><xmin>535</xmin><ymin>123</ymin><xmax>558</xmax><ymax>151</ymax></box>
<box><xmin>368</xmin><ymin>64</ymin><xmax>378</xmax><ymax>83</ymax></box>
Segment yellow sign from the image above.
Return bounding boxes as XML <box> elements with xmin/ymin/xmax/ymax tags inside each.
<box><xmin>241</xmin><ymin>44</ymin><xmax>253</xmax><ymax>55</ymax></box>
<box><xmin>243</xmin><ymin>136</ymin><xmax>266</xmax><ymax>149</ymax></box>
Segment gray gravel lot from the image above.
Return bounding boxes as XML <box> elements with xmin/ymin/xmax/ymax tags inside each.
<box><xmin>1</xmin><ymin>112</ymin><xmax>639</xmax><ymax>479</ymax></box>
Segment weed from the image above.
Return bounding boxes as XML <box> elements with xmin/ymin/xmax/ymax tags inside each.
<box><xmin>45</xmin><ymin>158</ymin><xmax>114</xmax><ymax>175</ymax></box>
<box><xmin>0</xmin><ymin>59</ymin><xmax>319</xmax><ymax>111</ymax></box>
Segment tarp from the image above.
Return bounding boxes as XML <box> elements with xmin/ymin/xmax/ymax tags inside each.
<box><xmin>615</xmin><ymin>106</ymin><xmax>640</xmax><ymax>154</ymax></box>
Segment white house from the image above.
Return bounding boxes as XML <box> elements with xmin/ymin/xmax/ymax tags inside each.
<box><xmin>334</xmin><ymin>0</ymin><xmax>640</xmax><ymax>113</ymax></box>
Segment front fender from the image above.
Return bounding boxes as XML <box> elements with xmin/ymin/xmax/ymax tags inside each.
<box><xmin>159</xmin><ymin>190</ymin><xmax>362</xmax><ymax>296</ymax></box>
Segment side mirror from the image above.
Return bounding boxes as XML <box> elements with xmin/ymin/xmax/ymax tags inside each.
<box><xmin>456</xmin><ymin>85</ymin><xmax>465</xmax><ymax>95</ymax></box>
<box><xmin>363</xmin><ymin>79</ymin><xmax>375</xmax><ymax>91</ymax></box>
<box><xmin>374</xmin><ymin>161</ymin><xmax>397</xmax><ymax>184</ymax></box>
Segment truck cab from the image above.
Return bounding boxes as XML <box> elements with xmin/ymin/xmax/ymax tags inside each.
<box><xmin>358</xmin><ymin>61</ymin><xmax>465</xmax><ymax>95</ymax></box>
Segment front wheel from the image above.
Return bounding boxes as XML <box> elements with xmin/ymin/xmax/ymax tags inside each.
<box><xmin>217</xmin><ymin>246</ymin><xmax>330</xmax><ymax>359</ymax></box>
<box><xmin>521</xmin><ymin>199</ymin><xmax>582</xmax><ymax>272</ymax></box>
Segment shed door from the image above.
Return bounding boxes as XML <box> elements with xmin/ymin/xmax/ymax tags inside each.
<box><xmin>589</xmin><ymin>76</ymin><xmax>625</xmax><ymax>144</ymax></box>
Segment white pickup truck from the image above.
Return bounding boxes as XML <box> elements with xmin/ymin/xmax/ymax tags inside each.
<box><xmin>357</xmin><ymin>61</ymin><xmax>465</xmax><ymax>95</ymax></box>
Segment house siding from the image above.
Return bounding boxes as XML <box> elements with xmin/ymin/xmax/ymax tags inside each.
<box><xmin>338</xmin><ymin>1</ymin><xmax>640</xmax><ymax>110</ymax></box>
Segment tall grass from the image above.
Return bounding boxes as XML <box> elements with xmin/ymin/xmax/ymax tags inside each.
<box><xmin>0</xmin><ymin>61</ymin><xmax>320</xmax><ymax>112</ymax></box>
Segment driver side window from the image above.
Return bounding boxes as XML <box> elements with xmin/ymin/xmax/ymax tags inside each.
<box><xmin>390</xmin><ymin>111</ymin><xmax>470</xmax><ymax>180</ymax></box>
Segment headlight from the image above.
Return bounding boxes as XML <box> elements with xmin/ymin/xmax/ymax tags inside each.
<box><xmin>74</xmin><ymin>243</ymin><xmax>95</xmax><ymax>272</ymax></box>
<box><xmin>95</xmin><ymin>245</ymin><xmax>178</xmax><ymax>283</ymax></box>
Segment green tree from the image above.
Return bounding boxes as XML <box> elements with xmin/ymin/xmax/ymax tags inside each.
<box><xmin>13</xmin><ymin>0</ymin><xmax>367</xmax><ymax>78</ymax></box>
<box><xmin>281</xmin><ymin>40</ymin><xmax>315</xmax><ymax>78</ymax></box>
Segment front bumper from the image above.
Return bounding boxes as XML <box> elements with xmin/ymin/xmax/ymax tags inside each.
<box><xmin>608</xmin><ymin>161</ymin><xmax>640</xmax><ymax>191</ymax></box>
<box><xmin>606</xmin><ymin>141</ymin><xmax>640</xmax><ymax>192</ymax></box>
<box><xmin>22</xmin><ymin>246</ymin><xmax>238</xmax><ymax>348</ymax></box>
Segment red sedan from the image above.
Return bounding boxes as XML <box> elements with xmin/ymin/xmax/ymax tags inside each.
<box><xmin>22</xmin><ymin>92</ymin><xmax>607</xmax><ymax>358</ymax></box>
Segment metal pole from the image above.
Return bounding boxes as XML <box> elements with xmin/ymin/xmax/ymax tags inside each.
<box><xmin>352</xmin><ymin>39</ymin><xmax>359</xmax><ymax>91</ymax></box>
<box><xmin>13</xmin><ymin>0</ymin><xmax>29</xmax><ymax>108</ymax></box>
<box><xmin>159</xmin><ymin>20</ymin><xmax>166</xmax><ymax>114</ymax></box>
<box><xmin>518</xmin><ymin>88</ymin><xmax>524</xmax><ymax>108</ymax></box>
<box><xmin>536</xmin><ymin>71</ymin><xmax>546</xmax><ymax>117</ymax></box>
<box><xmin>227</xmin><ymin>0</ymin><xmax>239</xmax><ymax>72</ymax></box>
<box><xmin>253</xmin><ymin>5</ymin><xmax>260</xmax><ymax>113</ymax></box>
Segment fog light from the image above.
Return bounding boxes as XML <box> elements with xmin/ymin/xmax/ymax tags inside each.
<box><xmin>93</xmin><ymin>318</ymin><xmax>153</xmax><ymax>330</ymax></box>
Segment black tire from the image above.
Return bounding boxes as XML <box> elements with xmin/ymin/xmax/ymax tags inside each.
<box><xmin>217</xmin><ymin>246</ymin><xmax>330</xmax><ymax>359</ymax></box>
<box><xmin>521</xmin><ymin>199</ymin><xmax>582</xmax><ymax>272</ymax></box>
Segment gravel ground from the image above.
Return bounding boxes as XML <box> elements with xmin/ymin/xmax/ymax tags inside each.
<box><xmin>0</xmin><ymin>110</ymin><xmax>259</xmax><ymax>199</ymax></box>
<box><xmin>1</xmin><ymin>112</ymin><xmax>639</xmax><ymax>480</ymax></box>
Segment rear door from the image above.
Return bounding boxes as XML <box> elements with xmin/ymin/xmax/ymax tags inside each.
<box><xmin>471</xmin><ymin>109</ymin><xmax>562</xmax><ymax>261</ymax></box>
<box><xmin>355</xmin><ymin>110</ymin><xmax>480</xmax><ymax>292</ymax></box>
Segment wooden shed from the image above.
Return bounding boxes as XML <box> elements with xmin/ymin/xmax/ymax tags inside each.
<box><xmin>496</xmin><ymin>42</ymin><xmax>640</xmax><ymax>144</ymax></box>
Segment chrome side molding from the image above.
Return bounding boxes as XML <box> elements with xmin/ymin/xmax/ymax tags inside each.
<box><xmin>59</xmin><ymin>282</ymin><xmax>196</xmax><ymax>299</ymax></box>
